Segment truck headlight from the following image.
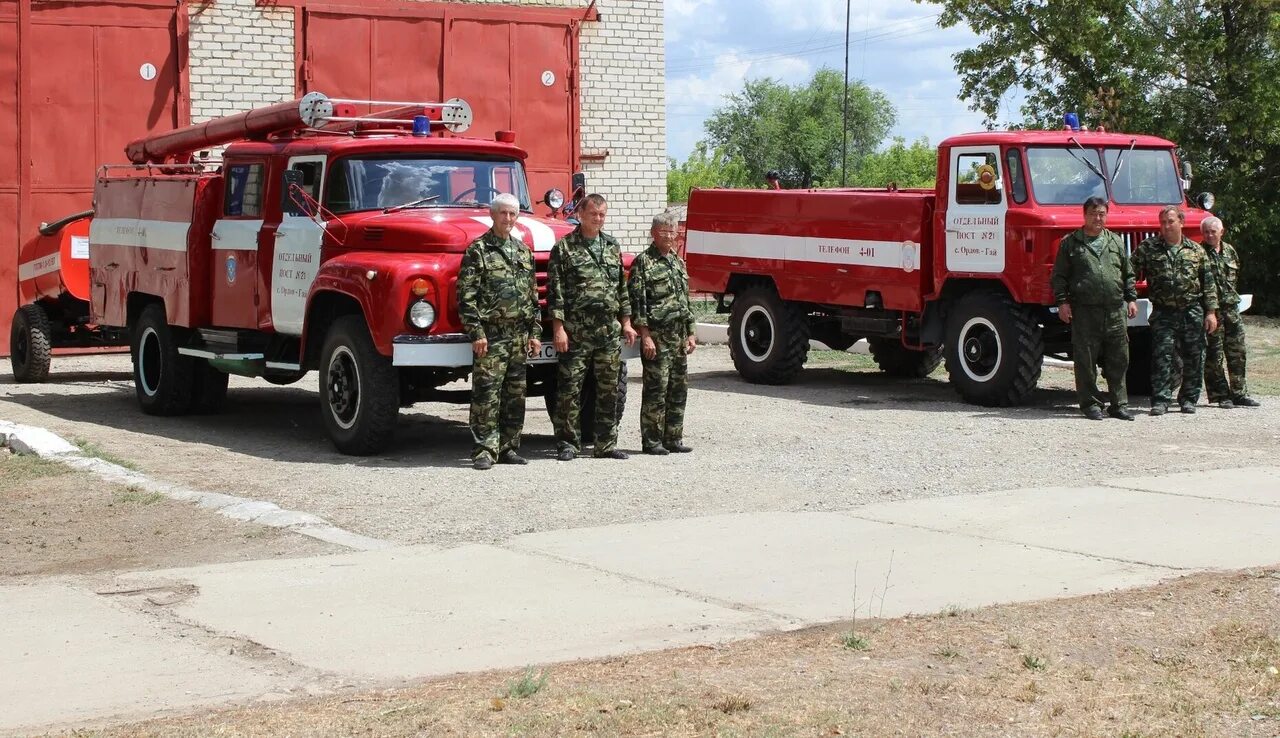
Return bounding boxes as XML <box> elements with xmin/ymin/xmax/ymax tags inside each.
<box><xmin>544</xmin><ymin>188</ymin><xmax>565</xmax><ymax>209</ymax></box>
<box><xmin>407</xmin><ymin>300</ymin><xmax>436</xmax><ymax>329</ymax></box>
<box><xmin>1196</xmin><ymin>192</ymin><xmax>1215</xmax><ymax>210</ymax></box>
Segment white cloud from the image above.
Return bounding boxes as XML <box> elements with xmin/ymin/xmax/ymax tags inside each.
<box><xmin>665</xmin><ymin>0</ymin><xmax>1012</xmax><ymax>160</ymax></box>
<box><xmin>666</xmin><ymin>49</ymin><xmax>815</xmax><ymax>160</ymax></box>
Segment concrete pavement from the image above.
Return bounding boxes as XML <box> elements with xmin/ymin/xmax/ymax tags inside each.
<box><xmin>3</xmin><ymin>465</ymin><xmax>1278</xmax><ymax>735</ymax></box>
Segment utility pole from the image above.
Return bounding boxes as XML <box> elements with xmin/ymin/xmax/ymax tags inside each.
<box><xmin>842</xmin><ymin>0</ymin><xmax>851</xmax><ymax>187</ymax></box>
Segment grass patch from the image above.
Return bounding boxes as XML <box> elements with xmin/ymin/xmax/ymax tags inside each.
<box><xmin>0</xmin><ymin>450</ymin><xmax>70</xmax><ymax>491</ymax></box>
<box><xmin>503</xmin><ymin>667</ymin><xmax>548</xmax><ymax>699</ymax></box>
<box><xmin>840</xmin><ymin>631</ymin><xmax>870</xmax><ymax>651</ymax></box>
<box><xmin>73</xmin><ymin>438</ymin><xmax>139</xmax><ymax>471</ymax></box>
<box><xmin>111</xmin><ymin>486</ymin><xmax>164</xmax><ymax>506</ymax></box>
<box><xmin>1022</xmin><ymin>654</ymin><xmax>1048</xmax><ymax>672</ymax></box>
<box><xmin>935</xmin><ymin>645</ymin><xmax>962</xmax><ymax>660</ymax></box>
<box><xmin>807</xmin><ymin>349</ymin><xmax>879</xmax><ymax>371</ymax></box>
<box><xmin>710</xmin><ymin>694</ymin><xmax>752</xmax><ymax>714</ymax></box>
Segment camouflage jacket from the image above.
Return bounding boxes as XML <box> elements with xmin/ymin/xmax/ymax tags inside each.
<box><xmin>1050</xmin><ymin>228</ymin><xmax>1137</xmax><ymax>307</ymax></box>
<box><xmin>1204</xmin><ymin>241</ymin><xmax>1241</xmax><ymax>308</ymax></box>
<box><xmin>456</xmin><ymin>229</ymin><xmax>539</xmax><ymax>342</ymax></box>
<box><xmin>547</xmin><ymin>227</ymin><xmax>631</xmax><ymax>346</ymax></box>
<box><xmin>1132</xmin><ymin>235</ymin><xmax>1218</xmax><ymax>313</ymax></box>
<box><xmin>628</xmin><ymin>244</ymin><xmax>694</xmax><ymax>336</ymax></box>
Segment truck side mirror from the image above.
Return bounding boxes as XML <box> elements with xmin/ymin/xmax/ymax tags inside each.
<box><xmin>281</xmin><ymin>169</ymin><xmax>309</xmax><ymax>217</ymax></box>
<box><xmin>1181</xmin><ymin>161</ymin><xmax>1193</xmax><ymax>179</ymax></box>
<box><xmin>570</xmin><ymin>172</ymin><xmax>586</xmax><ymax>207</ymax></box>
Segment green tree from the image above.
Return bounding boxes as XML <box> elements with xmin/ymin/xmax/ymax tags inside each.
<box><xmin>853</xmin><ymin>137</ymin><xmax>938</xmax><ymax>188</ymax></box>
<box><xmin>666</xmin><ymin>142</ymin><xmax>751</xmax><ymax>203</ymax></box>
<box><xmin>919</xmin><ymin>0</ymin><xmax>1280</xmax><ymax>313</ymax></box>
<box><xmin>700</xmin><ymin>68</ymin><xmax>896</xmax><ymax>189</ymax></box>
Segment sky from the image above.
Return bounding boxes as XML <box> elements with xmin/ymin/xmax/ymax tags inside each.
<box><xmin>665</xmin><ymin>0</ymin><xmax>1012</xmax><ymax>162</ymax></box>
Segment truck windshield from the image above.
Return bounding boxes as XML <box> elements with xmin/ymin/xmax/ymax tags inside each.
<box><xmin>1025</xmin><ymin>147</ymin><xmax>1107</xmax><ymax>205</ymax></box>
<box><xmin>325</xmin><ymin>156</ymin><xmax>532</xmax><ymax>213</ymax></box>
<box><xmin>1104</xmin><ymin>148</ymin><xmax>1183</xmax><ymax>205</ymax></box>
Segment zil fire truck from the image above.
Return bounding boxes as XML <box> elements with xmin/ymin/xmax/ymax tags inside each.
<box><xmin>685</xmin><ymin>123</ymin><xmax>1249</xmax><ymax>406</ymax></box>
<box><xmin>86</xmin><ymin>92</ymin><xmax>628</xmax><ymax>455</ymax></box>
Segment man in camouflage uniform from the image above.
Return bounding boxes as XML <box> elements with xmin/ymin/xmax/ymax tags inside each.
<box><xmin>1201</xmin><ymin>216</ymin><xmax>1261</xmax><ymax>408</ymax></box>
<box><xmin>1050</xmin><ymin>197</ymin><xmax>1138</xmax><ymax>421</ymax></box>
<box><xmin>628</xmin><ymin>211</ymin><xmax>698</xmax><ymax>453</ymax></box>
<box><xmin>1132</xmin><ymin>205</ymin><xmax>1218</xmax><ymax>416</ymax></box>
<box><xmin>548</xmin><ymin>193</ymin><xmax>637</xmax><ymax>461</ymax></box>
<box><xmin>456</xmin><ymin>194</ymin><xmax>541</xmax><ymax>470</ymax></box>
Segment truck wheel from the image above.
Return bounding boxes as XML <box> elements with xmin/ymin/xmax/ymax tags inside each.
<box><xmin>868</xmin><ymin>338</ymin><xmax>943</xmax><ymax>378</ymax></box>
<box><xmin>189</xmin><ymin>360</ymin><xmax>229</xmax><ymax>414</ymax></box>
<box><xmin>132</xmin><ymin>303</ymin><xmax>194</xmax><ymax>415</ymax></box>
<box><xmin>944</xmin><ymin>291</ymin><xmax>1043</xmax><ymax>406</ymax></box>
<box><xmin>542</xmin><ymin>360</ymin><xmax>628</xmax><ymax>444</ymax></box>
<box><xmin>1125</xmin><ymin>329</ymin><xmax>1152</xmax><ymax>396</ymax></box>
<box><xmin>320</xmin><ymin>315</ymin><xmax>399</xmax><ymax>455</ymax></box>
<box><xmin>729</xmin><ymin>285</ymin><xmax>809</xmax><ymax>384</ymax></box>
<box><xmin>10</xmin><ymin>304</ymin><xmax>53</xmax><ymax>383</ymax></box>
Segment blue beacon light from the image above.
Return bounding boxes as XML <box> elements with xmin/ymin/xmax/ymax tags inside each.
<box><xmin>412</xmin><ymin>115</ymin><xmax>431</xmax><ymax>136</ymax></box>
<box><xmin>1063</xmin><ymin>112</ymin><xmax>1081</xmax><ymax>131</ymax></box>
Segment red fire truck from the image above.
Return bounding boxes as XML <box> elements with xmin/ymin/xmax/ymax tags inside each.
<box><xmin>685</xmin><ymin>126</ymin><xmax>1244</xmax><ymax>405</ymax></box>
<box><xmin>85</xmin><ymin>93</ymin><xmax>627</xmax><ymax>455</ymax></box>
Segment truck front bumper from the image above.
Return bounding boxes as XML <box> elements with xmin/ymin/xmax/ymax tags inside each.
<box><xmin>1051</xmin><ymin>294</ymin><xmax>1252</xmax><ymax>329</ymax></box>
<box><xmin>391</xmin><ymin>333</ymin><xmax>640</xmax><ymax>367</ymax></box>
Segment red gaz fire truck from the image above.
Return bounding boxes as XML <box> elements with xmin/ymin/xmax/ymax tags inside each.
<box><xmin>79</xmin><ymin>93</ymin><xmax>624</xmax><ymax>455</ymax></box>
<box><xmin>685</xmin><ymin>125</ymin><xmax>1245</xmax><ymax>405</ymax></box>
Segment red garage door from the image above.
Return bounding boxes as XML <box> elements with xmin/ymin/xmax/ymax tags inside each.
<box><xmin>302</xmin><ymin>3</ymin><xmax>582</xmax><ymax>209</ymax></box>
<box><xmin>1</xmin><ymin>0</ymin><xmax>184</xmax><ymax>350</ymax></box>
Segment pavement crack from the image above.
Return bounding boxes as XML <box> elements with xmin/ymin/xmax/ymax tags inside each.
<box><xmin>839</xmin><ymin>514</ymin><xmax>1190</xmax><ymax>572</ymax></box>
<box><xmin>498</xmin><ymin>541</ymin><xmax>799</xmax><ymax>627</ymax></box>
<box><xmin>1097</xmin><ymin>482</ymin><xmax>1280</xmax><ymax>508</ymax></box>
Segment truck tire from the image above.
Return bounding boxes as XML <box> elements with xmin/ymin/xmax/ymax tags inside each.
<box><xmin>189</xmin><ymin>360</ymin><xmax>229</xmax><ymax>414</ymax></box>
<box><xmin>729</xmin><ymin>285</ymin><xmax>809</xmax><ymax>384</ymax></box>
<box><xmin>319</xmin><ymin>315</ymin><xmax>399</xmax><ymax>455</ymax></box>
<box><xmin>1125</xmin><ymin>329</ymin><xmax>1152</xmax><ymax>396</ymax></box>
<box><xmin>944</xmin><ymin>291</ymin><xmax>1043</xmax><ymax>406</ymax></box>
<box><xmin>10</xmin><ymin>304</ymin><xmax>53</xmax><ymax>383</ymax></box>
<box><xmin>542</xmin><ymin>360</ymin><xmax>628</xmax><ymax>444</ymax></box>
<box><xmin>132</xmin><ymin>303</ymin><xmax>195</xmax><ymax>416</ymax></box>
<box><xmin>868</xmin><ymin>338</ymin><xmax>943</xmax><ymax>378</ymax></box>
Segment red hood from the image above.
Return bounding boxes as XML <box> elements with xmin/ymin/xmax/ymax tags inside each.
<box><xmin>333</xmin><ymin>208</ymin><xmax>574</xmax><ymax>253</ymax></box>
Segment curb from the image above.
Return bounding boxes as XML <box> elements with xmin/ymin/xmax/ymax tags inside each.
<box><xmin>695</xmin><ymin>322</ymin><xmax>869</xmax><ymax>353</ymax></box>
<box><xmin>0</xmin><ymin>420</ymin><xmax>392</xmax><ymax>552</ymax></box>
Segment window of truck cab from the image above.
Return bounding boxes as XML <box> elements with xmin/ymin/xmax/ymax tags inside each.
<box><xmin>1024</xmin><ymin>147</ymin><xmax>1107</xmax><ymax>205</ymax></box>
<box><xmin>323</xmin><ymin>156</ymin><xmax>533</xmax><ymax>214</ymax></box>
<box><xmin>1103</xmin><ymin>148</ymin><xmax>1182</xmax><ymax>205</ymax></box>
<box><xmin>223</xmin><ymin>161</ymin><xmax>267</xmax><ymax>218</ymax></box>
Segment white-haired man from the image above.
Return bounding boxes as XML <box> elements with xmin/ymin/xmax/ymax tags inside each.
<box><xmin>1201</xmin><ymin>216</ymin><xmax>1260</xmax><ymax>408</ymax></box>
<box><xmin>456</xmin><ymin>193</ymin><xmax>542</xmax><ymax>470</ymax></box>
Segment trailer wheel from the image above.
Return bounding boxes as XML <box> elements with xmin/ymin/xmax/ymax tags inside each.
<box><xmin>542</xmin><ymin>360</ymin><xmax>628</xmax><ymax>444</ymax></box>
<box><xmin>189</xmin><ymin>360</ymin><xmax>229</xmax><ymax>414</ymax></box>
<box><xmin>944</xmin><ymin>290</ymin><xmax>1043</xmax><ymax>406</ymax></box>
<box><xmin>729</xmin><ymin>285</ymin><xmax>809</xmax><ymax>384</ymax></box>
<box><xmin>868</xmin><ymin>338</ymin><xmax>943</xmax><ymax>378</ymax></box>
<box><xmin>132</xmin><ymin>303</ymin><xmax>194</xmax><ymax>415</ymax></box>
<box><xmin>320</xmin><ymin>315</ymin><xmax>399</xmax><ymax>455</ymax></box>
<box><xmin>10</xmin><ymin>304</ymin><xmax>54</xmax><ymax>383</ymax></box>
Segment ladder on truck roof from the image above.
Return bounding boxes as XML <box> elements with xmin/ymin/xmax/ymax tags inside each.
<box><xmin>125</xmin><ymin>92</ymin><xmax>475</xmax><ymax>165</ymax></box>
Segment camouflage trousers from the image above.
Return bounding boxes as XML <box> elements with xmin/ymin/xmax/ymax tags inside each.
<box><xmin>555</xmin><ymin>340</ymin><xmax>622</xmax><ymax>455</ymax></box>
<box><xmin>469</xmin><ymin>325</ymin><xmax>529</xmax><ymax>462</ymax></box>
<box><xmin>1205</xmin><ymin>305</ymin><xmax>1248</xmax><ymax>402</ymax></box>
<box><xmin>1070</xmin><ymin>305</ymin><xmax>1129</xmax><ymax>411</ymax></box>
<box><xmin>1150</xmin><ymin>305</ymin><xmax>1205</xmax><ymax>406</ymax></box>
<box><xmin>640</xmin><ymin>326</ymin><xmax>689</xmax><ymax>451</ymax></box>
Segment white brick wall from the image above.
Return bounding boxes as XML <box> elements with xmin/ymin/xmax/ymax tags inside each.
<box><xmin>186</xmin><ymin>0</ymin><xmax>664</xmax><ymax>248</ymax></box>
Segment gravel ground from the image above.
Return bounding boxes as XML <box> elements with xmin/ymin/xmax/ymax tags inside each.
<box><xmin>2</xmin><ymin>348</ymin><xmax>1277</xmax><ymax>547</ymax></box>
